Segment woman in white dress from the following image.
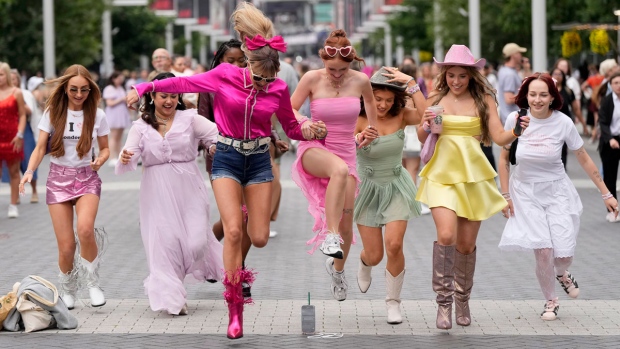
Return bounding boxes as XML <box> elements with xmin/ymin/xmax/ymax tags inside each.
<box><xmin>498</xmin><ymin>73</ymin><xmax>618</xmax><ymax>321</ymax></box>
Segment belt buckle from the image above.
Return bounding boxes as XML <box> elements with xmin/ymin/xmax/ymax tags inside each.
<box><xmin>242</xmin><ymin>139</ymin><xmax>257</xmax><ymax>150</ymax></box>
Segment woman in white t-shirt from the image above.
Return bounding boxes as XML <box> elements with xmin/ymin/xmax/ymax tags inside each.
<box><xmin>19</xmin><ymin>65</ymin><xmax>111</xmax><ymax>310</ymax></box>
<box><xmin>498</xmin><ymin>73</ymin><xmax>618</xmax><ymax>322</ymax></box>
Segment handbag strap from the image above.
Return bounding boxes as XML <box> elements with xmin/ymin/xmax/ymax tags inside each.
<box><xmin>22</xmin><ymin>275</ymin><xmax>59</xmax><ymax>307</ymax></box>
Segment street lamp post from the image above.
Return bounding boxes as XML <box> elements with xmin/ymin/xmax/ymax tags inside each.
<box><xmin>43</xmin><ymin>0</ymin><xmax>55</xmax><ymax>78</ymax></box>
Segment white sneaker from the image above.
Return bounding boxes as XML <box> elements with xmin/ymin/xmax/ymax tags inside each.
<box><xmin>606</xmin><ymin>212</ymin><xmax>618</xmax><ymax>223</ymax></box>
<box><xmin>319</xmin><ymin>232</ymin><xmax>344</xmax><ymax>259</ymax></box>
<box><xmin>540</xmin><ymin>299</ymin><xmax>559</xmax><ymax>321</ymax></box>
<box><xmin>7</xmin><ymin>204</ymin><xmax>18</xmax><ymax>218</ymax></box>
<box><xmin>325</xmin><ymin>257</ymin><xmax>348</xmax><ymax>301</ymax></box>
<box><xmin>269</xmin><ymin>230</ymin><xmax>278</xmax><ymax>238</ymax></box>
<box><xmin>420</xmin><ymin>203</ymin><xmax>431</xmax><ymax>215</ymax></box>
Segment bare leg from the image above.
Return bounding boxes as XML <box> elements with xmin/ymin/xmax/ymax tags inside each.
<box><xmin>48</xmin><ymin>202</ymin><xmax>77</xmax><ymax>272</ymax></box>
<box><xmin>74</xmin><ymin>194</ymin><xmax>101</xmax><ymax>261</ymax></box>
<box><xmin>332</xmin><ymin>176</ymin><xmax>356</xmax><ymax>272</ymax></box>
<box><xmin>301</xmin><ymin>148</ymin><xmax>349</xmax><ymax>233</ymax></box>
<box><xmin>212</xmin><ymin>178</ymin><xmax>244</xmax><ymax>279</ymax></box>
<box><xmin>8</xmin><ymin>160</ymin><xmax>20</xmax><ymax>205</ymax></box>
<box><xmin>384</xmin><ymin>220</ymin><xmax>408</xmax><ymax>276</ymax></box>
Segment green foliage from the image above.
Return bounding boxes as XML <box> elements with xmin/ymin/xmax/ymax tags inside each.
<box><xmin>385</xmin><ymin>0</ymin><xmax>620</xmax><ymax>68</ymax></box>
<box><xmin>111</xmin><ymin>6</ymin><xmax>168</xmax><ymax>72</ymax></box>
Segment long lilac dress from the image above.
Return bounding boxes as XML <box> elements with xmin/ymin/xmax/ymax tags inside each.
<box><xmin>115</xmin><ymin>109</ymin><xmax>223</xmax><ymax>314</ymax></box>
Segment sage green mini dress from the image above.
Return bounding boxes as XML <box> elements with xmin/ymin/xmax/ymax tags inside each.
<box><xmin>354</xmin><ymin>129</ymin><xmax>422</xmax><ymax>227</ymax></box>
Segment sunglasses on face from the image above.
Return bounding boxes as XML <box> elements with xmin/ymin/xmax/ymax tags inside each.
<box><xmin>69</xmin><ymin>88</ymin><xmax>91</xmax><ymax>95</ymax></box>
<box><xmin>249</xmin><ymin>65</ymin><xmax>276</xmax><ymax>83</ymax></box>
<box><xmin>324</xmin><ymin>45</ymin><xmax>353</xmax><ymax>58</ymax></box>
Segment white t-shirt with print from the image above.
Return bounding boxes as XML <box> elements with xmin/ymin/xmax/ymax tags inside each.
<box><xmin>504</xmin><ymin>109</ymin><xmax>583</xmax><ymax>183</ymax></box>
<box><xmin>39</xmin><ymin>108</ymin><xmax>110</xmax><ymax>168</ymax></box>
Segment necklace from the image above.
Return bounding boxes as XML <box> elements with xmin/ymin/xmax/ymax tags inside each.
<box><xmin>155</xmin><ymin>115</ymin><xmax>172</xmax><ymax>136</ymax></box>
<box><xmin>326</xmin><ymin>74</ymin><xmax>345</xmax><ymax>97</ymax></box>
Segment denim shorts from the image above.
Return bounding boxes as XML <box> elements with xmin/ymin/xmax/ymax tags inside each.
<box><xmin>211</xmin><ymin>142</ymin><xmax>273</xmax><ymax>186</ymax></box>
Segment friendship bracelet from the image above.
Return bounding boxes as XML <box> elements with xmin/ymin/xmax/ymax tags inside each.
<box><xmin>602</xmin><ymin>192</ymin><xmax>614</xmax><ymax>200</ymax></box>
<box><xmin>407</xmin><ymin>83</ymin><xmax>421</xmax><ymax>95</ymax></box>
<box><xmin>422</xmin><ymin>123</ymin><xmax>431</xmax><ymax>133</ymax></box>
<box><xmin>25</xmin><ymin>169</ymin><xmax>34</xmax><ymax>175</ymax></box>
<box><xmin>355</xmin><ymin>132</ymin><xmax>363</xmax><ymax>144</ymax></box>
<box><xmin>511</xmin><ymin>129</ymin><xmax>519</xmax><ymax>138</ymax></box>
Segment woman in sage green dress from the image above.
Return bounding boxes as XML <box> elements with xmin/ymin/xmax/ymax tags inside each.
<box><xmin>353</xmin><ymin>67</ymin><xmax>425</xmax><ymax>324</ymax></box>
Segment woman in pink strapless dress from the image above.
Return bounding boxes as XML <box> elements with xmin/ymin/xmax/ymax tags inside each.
<box><xmin>291</xmin><ymin>29</ymin><xmax>378</xmax><ymax>301</ymax></box>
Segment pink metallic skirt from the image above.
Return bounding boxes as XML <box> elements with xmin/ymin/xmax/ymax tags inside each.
<box><xmin>46</xmin><ymin>163</ymin><xmax>101</xmax><ymax>205</ymax></box>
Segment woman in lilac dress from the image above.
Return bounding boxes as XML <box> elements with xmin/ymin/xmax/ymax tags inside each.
<box><xmin>116</xmin><ymin>72</ymin><xmax>223</xmax><ymax>316</ymax></box>
<box><xmin>103</xmin><ymin>71</ymin><xmax>131</xmax><ymax>166</ymax></box>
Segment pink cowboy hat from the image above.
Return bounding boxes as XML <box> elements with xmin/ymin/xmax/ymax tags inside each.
<box><xmin>433</xmin><ymin>44</ymin><xmax>486</xmax><ymax>69</ymax></box>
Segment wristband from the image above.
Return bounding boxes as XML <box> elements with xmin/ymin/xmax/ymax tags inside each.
<box><xmin>511</xmin><ymin>129</ymin><xmax>519</xmax><ymax>138</ymax></box>
<box><xmin>602</xmin><ymin>192</ymin><xmax>614</xmax><ymax>200</ymax></box>
<box><xmin>16</xmin><ymin>132</ymin><xmax>24</xmax><ymax>139</ymax></box>
<box><xmin>407</xmin><ymin>83</ymin><xmax>421</xmax><ymax>95</ymax></box>
<box><xmin>25</xmin><ymin>169</ymin><xmax>34</xmax><ymax>175</ymax></box>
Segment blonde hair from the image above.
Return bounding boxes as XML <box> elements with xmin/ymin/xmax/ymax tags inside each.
<box><xmin>0</xmin><ymin>62</ymin><xmax>14</xmax><ymax>87</ymax></box>
<box><xmin>432</xmin><ymin>66</ymin><xmax>497</xmax><ymax>146</ymax></box>
<box><xmin>231</xmin><ymin>1</ymin><xmax>279</xmax><ymax>76</ymax></box>
<box><xmin>45</xmin><ymin>64</ymin><xmax>101</xmax><ymax>159</ymax></box>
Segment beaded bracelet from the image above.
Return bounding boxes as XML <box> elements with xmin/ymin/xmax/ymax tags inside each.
<box><xmin>407</xmin><ymin>83</ymin><xmax>421</xmax><ymax>95</ymax></box>
<box><xmin>501</xmin><ymin>192</ymin><xmax>512</xmax><ymax>200</ymax></box>
<box><xmin>422</xmin><ymin>123</ymin><xmax>431</xmax><ymax>133</ymax></box>
<box><xmin>602</xmin><ymin>192</ymin><xmax>614</xmax><ymax>200</ymax></box>
<box><xmin>25</xmin><ymin>169</ymin><xmax>34</xmax><ymax>175</ymax></box>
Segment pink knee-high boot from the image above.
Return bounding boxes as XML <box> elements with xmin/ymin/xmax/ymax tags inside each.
<box><xmin>223</xmin><ymin>268</ymin><xmax>255</xmax><ymax>339</ymax></box>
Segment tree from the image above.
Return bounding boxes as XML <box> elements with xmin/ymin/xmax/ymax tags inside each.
<box><xmin>111</xmin><ymin>6</ymin><xmax>169</xmax><ymax>71</ymax></box>
<box><xmin>0</xmin><ymin>0</ymin><xmax>106</xmax><ymax>76</ymax></box>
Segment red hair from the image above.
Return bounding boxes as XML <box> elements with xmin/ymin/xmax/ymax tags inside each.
<box><xmin>515</xmin><ymin>72</ymin><xmax>564</xmax><ymax>110</ymax></box>
<box><xmin>318</xmin><ymin>29</ymin><xmax>364</xmax><ymax>64</ymax></box>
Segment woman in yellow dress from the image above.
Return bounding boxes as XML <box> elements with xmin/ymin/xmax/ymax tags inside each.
<box><xmin>416</xmin><ymin>45</ymin><xmax>529</xmax><ymax>329</ymax></box>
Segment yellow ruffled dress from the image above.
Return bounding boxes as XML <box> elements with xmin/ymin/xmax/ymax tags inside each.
<box><xmin>416</xmin><ymin>115</ymin><xmax>506</xmax><ymax>221</ymax></box>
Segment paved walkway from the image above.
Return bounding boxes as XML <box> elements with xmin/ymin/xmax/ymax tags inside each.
<box><xmin>1</xmin><ymin>141</ymin><xmax>619</xmax><ymax>348</ymax></box>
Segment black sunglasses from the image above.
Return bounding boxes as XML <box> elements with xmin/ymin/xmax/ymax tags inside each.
<box><xmin>249</xmin><ymin>64</ymin><xmax>276</xmax><ymax>83</ymax></box>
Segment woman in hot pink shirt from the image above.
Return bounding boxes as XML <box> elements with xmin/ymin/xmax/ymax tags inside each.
<box><xmin>126</xmin><ymin>2</ymin><xmax>322</xmax><ymax>340</ymax></box>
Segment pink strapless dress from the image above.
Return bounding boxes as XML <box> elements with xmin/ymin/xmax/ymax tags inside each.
<box><xmin>292</xmin><ymin>97</ymin><xmax>360</xmax><ymax>253</ymax></box>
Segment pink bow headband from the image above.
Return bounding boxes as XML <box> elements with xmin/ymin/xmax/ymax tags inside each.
<box><xmin>245</xmin><ymin>34</ymin><xmax>287</xmax><ymax>53</ymax></box>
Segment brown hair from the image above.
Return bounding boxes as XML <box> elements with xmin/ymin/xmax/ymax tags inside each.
<box><xmin>319</xmin><ymin>30</ymin><xmax>364</xmax><ymax>64</ymax></box>
<box><xmin>432</xmin><ymin>66</ymin><xmax>497</xmax><ymax>146</ymax></box>
<box><xmin>515</xmin><ymin>72</ymin><xmax>563</xmax><ymax>110</ymax></box>
<box><xmin>45</xmin><ymin>64</ymin><xmax>101</xmax><ymax>159</ymax></box>
<box><xmin>231</xmin><ymin>2</ymin><xmax>280</xmax><ymax>76</ymax></box>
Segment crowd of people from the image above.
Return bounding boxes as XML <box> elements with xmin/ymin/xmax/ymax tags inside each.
<box><xmin>1</xmin><ymin>1</ymin><xmax>619</xmax><ymax>339</ymax></box>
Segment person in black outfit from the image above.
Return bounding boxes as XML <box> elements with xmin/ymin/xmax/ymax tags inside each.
<box><xmin>597</xmin><ymin>71</ymin><xmax>620</xmax><ymax>222</ymax></box>
<box><xmin>551</xmin><ymin>68</ymin><xmax>577</xmax><ymax>169</ymax></box>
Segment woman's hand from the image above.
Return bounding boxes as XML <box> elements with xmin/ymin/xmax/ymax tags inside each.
<box><xmin>90</xmin><ymin>156</ymin><xmax>105</xmax><ymax>171</ymax></box>
<box><xmin>275</xmin><ymin>140</ymin><xmax>289</xmax><ymax>153</ymax></box>
<box><xmin>610</xmin><ymin>138</ymin><xmax>619</xmax><ymax>149</ymax></box>
<box><xmin>11</xmin><ymin>136</ymin><xmax>24</xmax><ymax>152</ymax></box>
<box><xmin>383</xmin><ymin>66</ymin><xmax>413</xmax><ymax>85</ymax></box>
<box><xmin>501</xmin><ymin>199</ymin><xmax>515</xmax><ymax>218</ymax></box>
<box><xmin>208</xmin><ymin>144</ymin><xmax>217</xmax><ymax>156</ymax></box>
<box><xmin>517</xmin><ymin>113</ymin><xmax>530</xmax><ymax>132</ymax></box>
<box><xmin>421</xmin><ymin>109</ymin><xmax>437</xmax><ymax>129</ymax></box>
<box><xmin>120</xmin><ymin>149</ymin><xmax>134</xmax><ymax>165</ymax></box>
<box><xmin>19</xmin><ymin>172</ymin><xmax>33</xmax><ymax>196</ymax></box>
<box><xmin>358</xmin><ymin>125</ymin><xmax>378</xmax><ymax>147</ymax></box>
<box><xmin>300</xmin><ymin>119</ymin><xmax>314</xmax><ymax>140</ymax></box>
<box><xmin>126</xmin><ymin>89</ymin><xmax>140</xmax><ymax>110</ymax></box>
<box><xmin>310</xmin><ymin>120</ymin><xmax>327</xmax><ymax>139</ymax></box>
<box><xmin>604</xmin><ymin>197</ymin><xmax>619</xmax><ymax>219</ymax></box>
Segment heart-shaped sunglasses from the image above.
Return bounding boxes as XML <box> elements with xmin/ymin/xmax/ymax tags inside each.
<box><xmin>324</xmin><ymin>45</ymin><xmax>353</xmax><ymax>58</ymax></box>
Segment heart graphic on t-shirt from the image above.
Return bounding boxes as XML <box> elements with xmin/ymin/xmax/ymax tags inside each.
<box><xmin>76</xmin><ymin>122</ymin><xmax>83</xmax><ymax>131</ymax></box>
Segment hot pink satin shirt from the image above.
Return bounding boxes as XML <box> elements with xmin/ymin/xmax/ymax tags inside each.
<box><xmin>133</xmin><ymin>64</ymin><xmax>304</xmax><ymax>141</ymax></box>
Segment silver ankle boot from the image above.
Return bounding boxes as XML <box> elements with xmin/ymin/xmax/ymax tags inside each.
<box><xmin>79</xmin><ymin>256</ymin><xmax>106</xmax><ymax>307</ymax></box>
<box><xmin>58</xmin><ymin>266</ymin><xmax>78</xmax><ymax>309</ymax></box>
